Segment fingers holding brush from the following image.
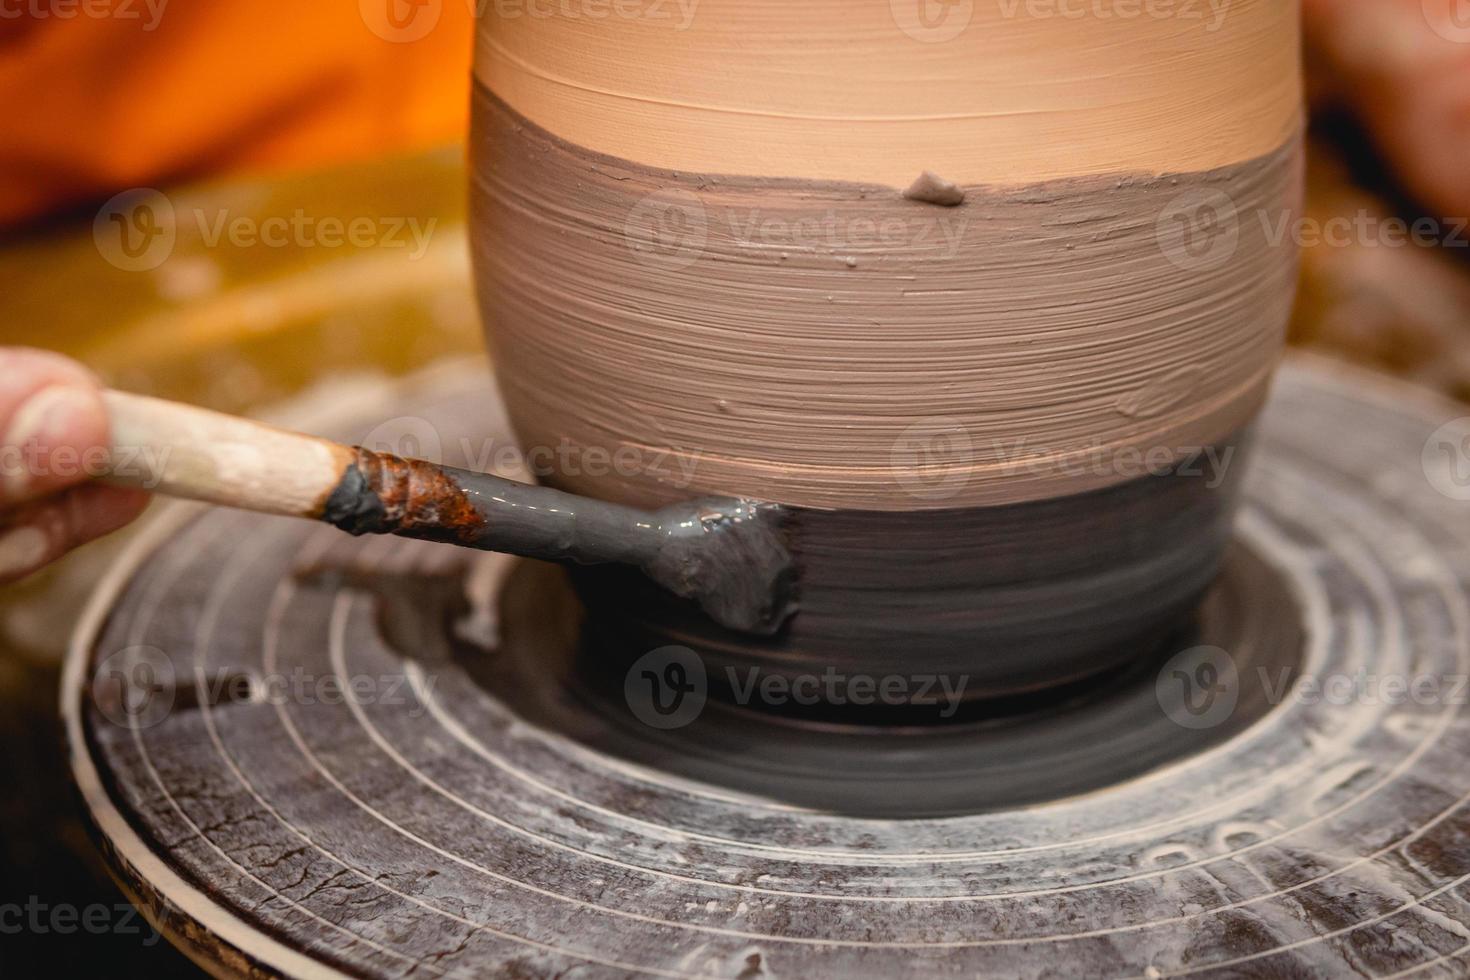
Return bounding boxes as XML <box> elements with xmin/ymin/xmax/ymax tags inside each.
<box><xmin>0</xmin><ymin>483</ymin><xmax>149</xmax><ymax>586</ymax></box>
<box><xmin>0</xmin><ymin>347</ymin><xmax>149</xmax><ymax>585</ymax></box>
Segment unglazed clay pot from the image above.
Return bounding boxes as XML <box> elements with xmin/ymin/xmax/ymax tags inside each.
<box><xmin>470</xmin><ymin>1</ymin><xmax>1303</xmax><ymax>712</ymax></box>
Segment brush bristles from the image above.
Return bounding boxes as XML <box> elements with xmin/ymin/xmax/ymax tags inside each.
<box><xmin>642</xmin><ymin>499</ymin><xmax>798</xmax><ymax>635</ymax></box>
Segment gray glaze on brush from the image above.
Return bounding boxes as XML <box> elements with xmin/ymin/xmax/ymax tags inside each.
<box><xmin>319</xmin><ymin>447</ymin><xmax>796</xmax><ymax>635</ymax></box>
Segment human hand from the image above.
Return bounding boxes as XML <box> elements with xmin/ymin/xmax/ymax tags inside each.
<box><xmin>0</xmin><ymin>348</ymin><xmax>149</xmax><ymax>585</ymax></box>
<box><xmin>1304</xmin><ymin>0</ymin><xmax>1470</xmax><ymax>222</ymax></box>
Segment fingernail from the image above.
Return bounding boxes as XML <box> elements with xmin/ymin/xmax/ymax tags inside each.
<box><xmin>0</xmin><ymin>525</ymin><xmax>49</xmax><ymax>580</ymax></box>
<box><xmin>2</xmin><ymin>385</ymin><xmax>102</xmax><ymax>500</ymax></box>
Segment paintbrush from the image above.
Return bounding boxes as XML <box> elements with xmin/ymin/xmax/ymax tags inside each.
<box><xmin>100</xmin><ymin>390</ymin><xmax>797</xmax><ymax>635</ymax></box>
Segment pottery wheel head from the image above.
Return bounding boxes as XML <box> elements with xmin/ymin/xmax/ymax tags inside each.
<box><xmin>64</xmin><ymin>358</ymin><xmax>1470</xmax><ymax>979</ymax></box>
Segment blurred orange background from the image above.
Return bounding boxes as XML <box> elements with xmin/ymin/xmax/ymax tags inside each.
<box><xmin>0</xmin><ymin>6</ymin><xmax>1468</xmax><ymax>975</ymax></box>
<box><xmin>0</xmin><ymin>2</ymin><xmax>475</xmax><ymax>227</ymax></box>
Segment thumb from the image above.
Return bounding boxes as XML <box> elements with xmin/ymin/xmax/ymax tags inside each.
<box><xmin>0</xmin><ymin>347</ymin><xmax>111</xmax><ymax>505</ymax></box>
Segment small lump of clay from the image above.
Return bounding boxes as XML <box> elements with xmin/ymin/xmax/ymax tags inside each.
<box><xmin>902</xmin><ymin>171</ymin><xmax>965</xmax><ymax>207</ymax></box>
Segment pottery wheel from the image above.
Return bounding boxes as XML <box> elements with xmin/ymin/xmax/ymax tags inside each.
<box><xmin>64</xmin><ymin>357</ymin><xmax>1470</xmax><ymax>978</ymax></box>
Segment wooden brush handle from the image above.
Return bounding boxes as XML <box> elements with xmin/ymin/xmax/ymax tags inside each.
<box><xmin>101</xmin><ymin>390</ymin><xmax>356</xmax><ymax>519</ymax></box>
<box><xmin>96</xmin><ymin>389</ymin><xmax>795</xmax><ymax>635</ymax></box>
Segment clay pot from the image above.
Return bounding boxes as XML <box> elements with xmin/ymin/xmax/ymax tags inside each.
<box><xmin>470</xmin><ymin>2</ymin><xmax>1303</xmax><ymax>713</ymax></box>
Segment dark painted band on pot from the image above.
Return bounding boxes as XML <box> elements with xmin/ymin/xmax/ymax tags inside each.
<box><xmin>571</xmin><ymin>431</ymin><xmax>1253</xmax><ymax>712</ymax></box>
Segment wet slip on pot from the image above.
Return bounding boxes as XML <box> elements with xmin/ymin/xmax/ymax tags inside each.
<box><xmin>469</xmin><ymin>0</ymin><xmax>1305</xmax><ymax>710</ymax></box>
